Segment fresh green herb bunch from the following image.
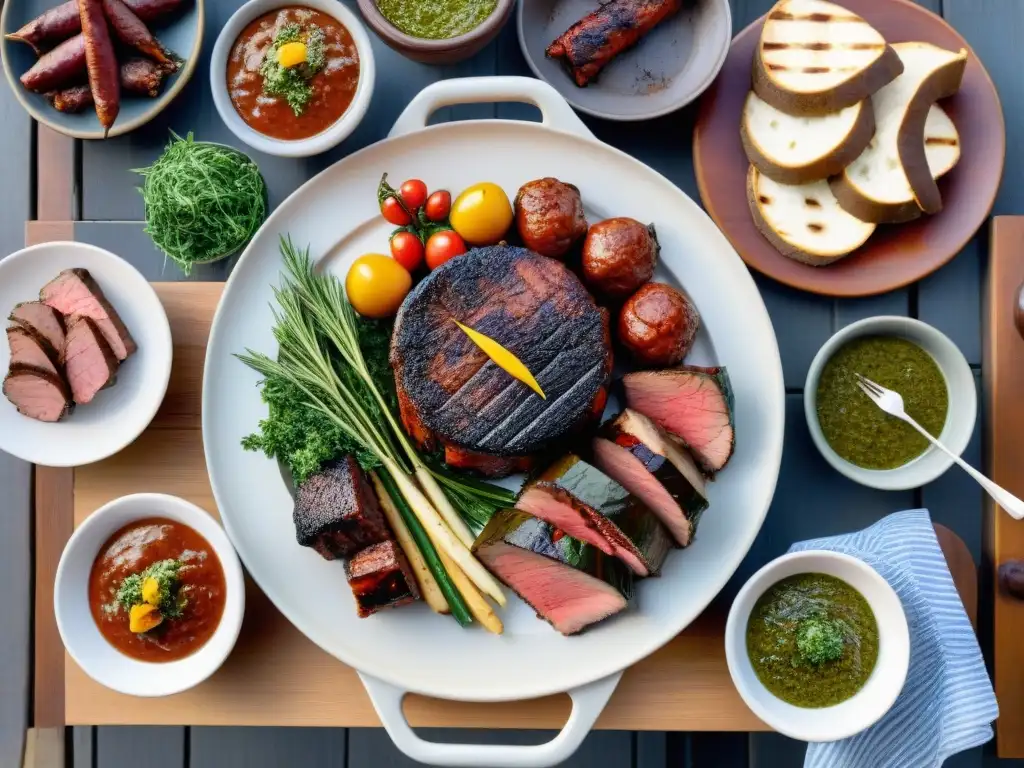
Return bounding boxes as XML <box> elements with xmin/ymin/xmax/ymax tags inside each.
<box><xmin>795</xmin><ymin>616</ymin><xmax>845</xmax><ymax>665</ymax></box>
<box><xmin>115</xmin><ymin>559</ymin><xmax>188</xmax><ymax>619</ymax></box>
<box><xmin>260</xmin><ymin>23</ymin><xmax>326</xmax><ymax>115</ymax></box>
<box><xmin>136</xmin><ymin>132</ymin><xmax>266</xmax><ymax>274</ymax></box>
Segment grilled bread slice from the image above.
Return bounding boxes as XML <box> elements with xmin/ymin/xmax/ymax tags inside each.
<box><xmin>753</xmin><ymin>0</ymin><xmax>902</xmax><ymax>116</ymax></box>
<box><xmin>830</xmin><ymin>42</ymin><xmax>967</xmax><ymax>223</ymax></box>
<box><xmin>741</xmin><ymin>91</ymin><xmax>874</xmax><ymax>183</ymax></box>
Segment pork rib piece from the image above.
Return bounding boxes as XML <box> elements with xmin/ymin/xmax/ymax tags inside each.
<box><xmin>40</xmin><ymin>268</ymin><xmax>136</xmax><ymax>360</ymax></box>
<box><xmin>345</xmin><ymin>539</ymin><xmax>420</xmax><ymax>617</ymax></box>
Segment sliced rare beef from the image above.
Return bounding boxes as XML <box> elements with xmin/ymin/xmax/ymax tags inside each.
<box><xmin>474</xmin><ymin>508</ymin><xmax>633</xmax><ymax>635</ymax></box>
<box><xmin>62</xmin><ymin>317</ymin><xmax>118</xmax><ymax>405</ymax></box>
<box><xmin>40</xmin><ymin>268</ymin><xmax>136</xmax><ymax>361</ymax></box>
<box><xmin>515</xmin><ymin>454</ymin><xmax>672</xmax><ymax>576</ymax></box>
<box><xmin>7</xmin><ymin>326</ymin><xmax>59</xmax><ymax>377</ymax></box>
<box><xmin>3</xmin><ymin>365</ymin><xmax>72</xmax><ymax>422</ymax></box>
<box><xmin>9</xmin><ymin>301</ymin><xmax>65</xmax><ymax>354</ymax></box>
<box><xmin>592</xmin><ymin>409</ymin><xmax>709</xmax><ymax>547</ymax></box>
<box><xmin>391</xmin><ymin>245</ymin><xmax>612</xmax><ymax>478</ymax></box>
<box><xmin>623</xmin><ymin>366</ymin><xmax>736</xmax><ymax>475</ymax></box>
<box><xmin>344</xmin><ymin>539</ymin><xmax>420</xmax><ymax>617</ymax></box>
<box><xmin>293</xmin><ymin>457</ymin><xmax>390</xmax><ymax>560</ymax></box>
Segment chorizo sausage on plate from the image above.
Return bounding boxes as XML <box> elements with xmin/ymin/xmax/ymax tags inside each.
<box><xmin>514</xmin><ymin>178</ymin><xmax>588</xmax><ymax>259</ymax></box>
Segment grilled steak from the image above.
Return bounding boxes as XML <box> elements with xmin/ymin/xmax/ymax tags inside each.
<box><xmin>9</xmin><ymin>302</ymin><xmax>65</xmax><ymax>356</ymax></box>
<box><xmin>592</xmin><ymin>409</ymin><xmax>709</xmax><ymax>547</ymax></box>
<box><xmin>293</xmin><ymin>457</ymin><xmax>390</xmax><ymax>560</ymax></box>
<box><xmin>474</xmin><ymin>508</ymin><xmax>633</xmax><ymax>635</ymax></box>
<box><xmin>345</xmin><ymin>539</ymin><xmax>420</xmax><ymax>617</ymax></box>
<box><xmin>40</xmin><ymin>268</ymin><xmax>136</xmax><ymax>360</ymax></box>
<box><xmin>62</xmin><ymin>317</ymin><xmax>118</xmax><ymax>405</ymax></box>
<box><xmin>3</xmin><ymin>364</ymin><xmax>72</xmax><ymax>422</ymax></box>
<box><xmin>623</xmin><ymin>366</ymin><xmax>736</xmax><ymax>475</ymax></box>
<box><xmin>7</xmin><ymin>326</ymin><xmax>59</xmax><ymax>377</ymax></box>
<box><xmin>515</xmin><ymin>454</ymin><xmax>672</xmax><ymax>576</ymax></box>
<box><xmin>391</xmin><ymin>245</ymin><xmax>612</xmax><ymax>478</ymax></box>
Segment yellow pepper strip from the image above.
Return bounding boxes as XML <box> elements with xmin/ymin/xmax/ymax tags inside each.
<box><xmin>453</xmin><ymin>320</ymin><xmax>545</xmax><ymax>399</ymax></box>
<box><xmin>141</xmin><ymin>576</ymin><xmax>161</xmax><ymax>606</ymax></box>
<box><xmin>277</xmin><ymin>41</ymin><xmax>307</xmax><ymax>68</ymax></box>
<box><xmin>129</xmin><ymin>603</ymin><xmax>163</xmax><ymax>634</ymax></box>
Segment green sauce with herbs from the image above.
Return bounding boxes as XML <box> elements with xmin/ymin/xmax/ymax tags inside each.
<box><xmin>375</xmin><ymin>0</ymin><xmax>497</xmax><ymax>40</ymax></box>
<box><xmin>816</xmin><ymin>336</ymin><xmax>948</xmax><ymax>470</ymax></box>
<box><xmin>746</xmin><ymin>573</ymin><xmax>879</xmax><ymax>708</ymax></box>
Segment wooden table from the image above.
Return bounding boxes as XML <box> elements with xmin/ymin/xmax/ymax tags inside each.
<box><xmin>10</xmin><ymin>0</ymin><xmax>1024</xmax><ymax>765</ymax></box>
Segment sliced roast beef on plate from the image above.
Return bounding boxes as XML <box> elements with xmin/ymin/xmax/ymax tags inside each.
<box><xmin>515</xmin><ymin>454</ymin><xmax>672</xmax><ymax>577</ymax></box>
<box><xmin>63</xmin><ymin>317</ymin><xmax>119</xmax><ymax>405</ymax></box>
<box><xmin>623</xmin><ymin>366</ymin><xmax>736</xmax><ymax>475</ymax></box>
<box><xmin>344</xmin><ymin>539</ymin><xmax>421</xmax><ymax>618</ymax></box>
<box><xmin>474</xmin><ymin>508</ymin><xmax>633</xmax><ymax>636</ymax></box>
<box><xmin>2</xmin><ymin>365</ymin><xmax>72</xmax><ymax>422</ymax></box>
<box><xmin>592</xmin><ymin>408</ymin><xmax>709</xmax><ymax>548</ymax></box>
<box><xmin>7</xmin><ymin>326</ymin><xmax>60</xmax><ymax>378</ymax></box>
<box><xmin>293</xmin><ymin>457</ymin><xmax>391</xmax><ymax>560</ymax></box>
<box><xmin>9</xmin><ymin>301</ymin><xmax>66</xmax><ymax>355</ymax></box>
<box><xmin>40</xmin><ymin>268</ymin><xmax>136</xmax><ymax>361</ymax></box>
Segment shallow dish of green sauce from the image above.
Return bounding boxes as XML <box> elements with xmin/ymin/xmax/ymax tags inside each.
<box><xmin>375</xmin><ymin>0</ymin><xmax>498</xmax><ymax>39</ymax></box>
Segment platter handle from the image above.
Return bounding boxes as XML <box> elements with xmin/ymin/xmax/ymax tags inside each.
<box><xmin>388</xmin><ymin>76</ymin><xmax>595</xmax><ymax>140</ymax></box>
<box><xmin>358</xmin><ymin>670</ymin><xmax>622</xmax><ymax>768</ymax></box>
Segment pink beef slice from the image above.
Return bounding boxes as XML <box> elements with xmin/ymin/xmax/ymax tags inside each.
<box><xmin>7</xmin><ymin>326</ymin><xmax>59</xmax><ymax>377</ymax></box>
<box><xmin>40</xmin><ymin>268</ymin><xmax>136</xmax><ymax>360</ymax></box>
<box><xmin>3</xmin><ymin>365</ymin><xmax>72</xmax><ymax>422</ymax></box>
<box><xmin>62</xmin><ymin>317</ymin><xmax>118</xmax><ymax>405</ymax></box>
<box><xmin>9</xmin><ymin>302</ymin><xmax>65</xmax><ymax>355</ymax></box>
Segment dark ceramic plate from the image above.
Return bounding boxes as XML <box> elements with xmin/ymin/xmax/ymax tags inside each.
<box><xmin>0</xmin><ymin>0</ymin><xmax>203</xmax><ymax>139</ymax></box>
<box><xmin>693</xmin><ymin>0</ymin><xmax>1005</xmax><ymax>297</ymax></box>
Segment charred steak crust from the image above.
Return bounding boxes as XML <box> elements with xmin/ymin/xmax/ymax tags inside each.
<box><xmin>391</xmin><ymin>246</ymin><xmax>612</xmax><ymax>473</ymax></box>
<box><xmin>344</xmin><ymin>539</ymin><xmax>421</xmax><ymax>618</ymax></box>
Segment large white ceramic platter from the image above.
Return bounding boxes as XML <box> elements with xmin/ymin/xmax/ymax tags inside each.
<box><xmin>202</xmin><ymin>77</ymin><xmax>784</xmax><ymax>767</ymax></box>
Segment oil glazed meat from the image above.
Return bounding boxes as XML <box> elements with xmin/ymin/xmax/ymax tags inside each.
<box><xmin>582</xmin><ymin>218</ymin><xmax>659</xmax><ymax>299</ymax></box>
<box><xmin>514</xmin><ymin>178</ymin><xmax>588</xmax><ymax>259</ymax></box>
<box><xmin>618</xmin><ymin>282</ymin><xmax>700</xmax><ymax>367</ymax></box>
<box><xmin>391</xmin><ymin>245</ymin><xmax>613</xmax><ymax>477</ymax></box>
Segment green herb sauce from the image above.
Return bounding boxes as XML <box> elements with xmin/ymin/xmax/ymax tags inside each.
<box><xmin>114</xmin><ymin>558</ymin><xmax>188</xmax><ymax>619</ymax></box>
<box><xmin>816</xmin><ymin>336</ymin><xmax>948</xmax><ymax>470</ymax></box>
<box><xmin>746</xmin><ymin>573</ymin><xmax>879</xmax><ymax>708</ymax></box>
<box><xmin>260</xmin><ymin>22</ymin><xmax>326</xmax><ymax>115</ymax></box>
<box><xmin>375</xmin><ymin>0</ymin><xmax>497</xmax><ymax>40</ymax></box>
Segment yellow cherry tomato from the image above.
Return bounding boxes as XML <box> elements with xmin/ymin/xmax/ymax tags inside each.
<box><xmin>449</xmin><ymin>182</ymin><xmax>513</xmax><ymax>246</ymax></box>
<box><xmin>277</xmin><ymin>41</ymin><xmax>307</xmax><ymax>68</ymax></box>
<box><xmin>345</xmin><ymin>254</ymin><xmax>412</xmax><ymax>319</ymax></box>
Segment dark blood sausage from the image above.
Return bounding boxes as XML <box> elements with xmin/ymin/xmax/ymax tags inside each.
<box><xmin>78</xmin><ymin>0</ymin><xmax>120</xmax><ymax>133</ymax></box>
<box><xmin>101</xmin><ymin>0</ymin><xmax>176</xmax><ymax>68</ymax></box>
<box><xmin>48</xmin><ymin>59</ymin><xmax>169</xmax><ymax>112</ymax></box>
<box><xmin>618</xmin><ymin>282</ymin><xmax>700</xmax><ymax>367</ymax></box>
<box><xmin>546</xmin><ymin>0</ymin><xmax>685</xmax><ymax>87</ymax></box>
<box><xmin>21</xmin><ymin>35</ymin><xmax>87</xmax><ymax>93</ymax></box>
<box><xmin>7</xmin><ymin>0</ymin><xmax>186</xmax><ymax>54</ymax></box>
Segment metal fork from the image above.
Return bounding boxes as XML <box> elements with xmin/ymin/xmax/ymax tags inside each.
<box><xmin>855</xmin><ymin>373</ymin><xmax>1024</xmax><ymax>519</ymax></box>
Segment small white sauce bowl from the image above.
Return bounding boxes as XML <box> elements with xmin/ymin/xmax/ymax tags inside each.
<box><xmin>55</xmin><ymin>493</ymin><xmax>245</xmax><ymax>697</ymax></box>
<box><xmin>804</xmin><ymin>316</ymin><xmax>976</xmax><ymax>491</ymax></box>
<box><xmin>210</xmin><ymin>0</ymin><xmax>376</xmax><ymax>158</ymax></box>
<box><xmin>725</xmin><ymin>550</ymin><xmax>910</xmax><ymax>742</ymax></box>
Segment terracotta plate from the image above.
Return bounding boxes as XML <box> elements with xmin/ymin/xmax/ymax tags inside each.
<box><xmin>693</xmin><ymin>0</ymin><xmax>1005</xmax><ymax>297</ymax></box>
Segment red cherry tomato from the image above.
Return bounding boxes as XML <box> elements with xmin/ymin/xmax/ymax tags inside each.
<box><xmin>381</xmin><ymin>196</ymin><xmax>412</xmax><ymax>226</ymax></box>
<box><xmin>425</xmin><ymin>190</ymin><xmax>452</xmax><ymax>222</ymax></box>
<box><xmin>425</xmin><ymin>230</ymin><xmax>467</xmax><ymax>270</ymax></box>
<box><xmin>399</xmin><ymin>179</ymin><xmax>428</xmax><ymax>211</ymax></box>
<box><xmin>390</xmin><ymin>230</ymin><xmax>424</xmax><ymax>272</ymax></box>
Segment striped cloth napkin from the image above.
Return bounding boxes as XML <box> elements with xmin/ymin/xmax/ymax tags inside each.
<box><xmin>787</xmin><ymin>509</ymin><xmax>998</xmax><ymax>768</ymax></box>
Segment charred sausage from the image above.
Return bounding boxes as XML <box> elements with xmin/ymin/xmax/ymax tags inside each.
<box><xmin>101</xmin><ymin>0</ymin><xmax>176</xmax><ymax>68</ymax></box>
<box><xmin>48</xmin><ymin>58</ymin><xmax>168</xmax><ymax>112</ymax></box>
<box><xmin>7</xmin><ymin>0</ymin><xmax>186</xmax><ymax>53</ymax></box>
<box><xmin>514</xmin><ymin>178</ymin><xmax>589</xmax><ymax>259</ymax></box>
<box><xmin>581</xmin><ymin>218</ymin><xmax>659</xmax><ymax>299</ymax></box>
<box><xmin>618</xmin><ymin>283</ymin><xmax>700</xmax><ymax>367</ymax></box>
<box><xmin>78</xmin><ymin>0</ymin><xmax>120</xmax><ymax>133</ymax></box>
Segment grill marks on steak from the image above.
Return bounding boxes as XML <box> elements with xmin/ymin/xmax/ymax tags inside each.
<box><xmin>7</xmin><ymin>326</ymin><xmax>59</xmax><ymax>377</ymax></box>
<box><xmin>392</xmin><ymin>246</ymin><xmax>612</xmax><ymax>477</ymax></box>
<box><xmin>345</xmin><ymin>539</ymin><xmax>421</xmax><ymax>617</ymax></box>
<box><xmin>62</xmin><ymin>317</ymin><xmax>118</xmax><ymax>404</ymax></box>
<box><xmin>475</xmin><ymin>508</ymin><xmax>633</xmax><ymax>635</ymax></box>
<box><xmin>41</xmin><ymin>268</ymin><xmax>136</xmax><ymax>361</ymax></box>
<box><xmin>2</xmin><ymin>366</ymin><xmax>72</xmax><ymax>422</ymax></box>
<box><xmin>293</xmin><ymin>457</ymin><xmax>390</xmax><ymax>560</ymax></box>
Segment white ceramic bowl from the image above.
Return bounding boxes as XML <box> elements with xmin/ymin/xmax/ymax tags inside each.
<box><xmin>210</xmin><ymin>0</ymin><xmax>376</xmax><ymax>158</ymax></box>
<box><xmin>0</xmin><ymin>242</ymin><xmax>172</xmax><ymax>467</ymax></box>
<box><xmin>55</xmin><ymin>493</ymin><xmax>245</xmax><ymax>697</ymax></box>
<box><xmin>804</xmin><ymin>316</ymin><xmax>976</xmax><ymax>491</ymax></box>
<box><xmin>725</xmin><ymin>550</ymin><xmax>910</xmax><ymax>742</ymax></box>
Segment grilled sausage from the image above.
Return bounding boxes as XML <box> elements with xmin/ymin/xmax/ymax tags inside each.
<box><xmin>581</xmin><ymin>218</ymin><xmax>659</xmax><ymax>299</ymax></box>
<box><xmin>514</xmin><ymin>178</ymin><xmax>589</xmax><ymax>259</ymax></box>
<box><xmin>618</xmin><ymin>283</ymin><xmax>700</xmax><ymax>367</ymax></box>
<box><xmin>78</xmin><ymin>0</ymin><xmax>120</xmax><ymax>133</ymax></box>
<box><xmin>101</xmin><ymin>0</ymin><xmax>176</xmax><ymax>68</ymax></box>
<box><xmin>48</xmin><ymin>58</ymin><xmax>169</xmax><ymax>112</ymax></box>
<box><xmin>7</xmin><ymin>0</ymin><xmax>186</xmax><ymax>53</ymax></box>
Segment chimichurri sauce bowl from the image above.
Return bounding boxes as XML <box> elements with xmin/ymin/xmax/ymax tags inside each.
<box><xmin>725</xmin><ymin>550</ymin><xmax>910</xmax><ymax>742</ymax></box>
<box><xmin>804</xmin><ymin>316</ymin><xmax>976</xmax><ymax>492</ymax></box>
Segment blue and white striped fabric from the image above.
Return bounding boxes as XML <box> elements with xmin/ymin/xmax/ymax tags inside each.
<box><xmin>788</xmin><ymin>509</ymin><xmax>998</xmax><ymax>768</ymax></box>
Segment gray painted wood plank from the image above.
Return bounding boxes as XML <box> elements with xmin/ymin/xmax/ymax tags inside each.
<box><xmin>191</xmin><ymin>727</ymin><xmax>346</xmax><ymax>768</ymax></box>
<box><xmin>73</xmin><ymin>726</ymin><xmax>94</xmax><ymax>768</ymax></box>
<box><xmin>635</xmin><ymin>732</ymin><xmax>666</xmax><ymax>768</ymax></box>
<box><xmin>348</xmin><ymin>728</ymin><xmax>631</xmax><ymax>768</ymax></box>
<box><xmin>918</xmin><ymin>241</ymin><xmax>983</xmax><ymax>368</ymax></box>
<box><xmin>96</xmin><ymin>726</ymin><xmax>185</xmax><ymax>767</ymax></box>
<box><xmin>749</xmin><ymin>732</ymin><xmax>805</xmax><ymax>767</ymax></box>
